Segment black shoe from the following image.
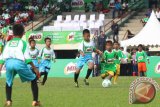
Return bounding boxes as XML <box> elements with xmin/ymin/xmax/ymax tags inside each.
<box><xmin>74</xmin><ymin>81</ymin><xmax>79</xmax><ymax>88</ymax></box>
<box><xmin>84</xmin><ymin>79</ymin><xmax>89</xmax><ymax>85</ymax></box>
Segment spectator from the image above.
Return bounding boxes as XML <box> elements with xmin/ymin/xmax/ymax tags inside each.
<box><xmin>127</xmin><ymin>30</ymin><xmax>134</xmax><ymax>39</ymax></box>
<box><xmin>42</xmin><ymin>6</ymin><xmax>48</xmax><ymax>17</ymax></box>
<box><xmin>122</xmin><ymin>2</ymin><xmax>128</xmax><ymax>14</ymax></box>
<box><xmin>145</xmin><ymin>9</ymin><xmax>152</xmax><ymax>17</ymax></box>
<box><xmin>112</xmin><ymin>0</ymin><xmax>122</xmax><ymax>19</ymax></box>
<box><xmin>97</xmin><ymin>31</ymin><xmax>107</xmax><ymax>52</ymax></box>
<box><xmin>6</xmin><ymin>26</ymin><xmax>13</xmax><ymax>41</ymax></box>
<box><xmin>34</xmin><ymin>5</ymin><xmax>39</xmax><ymax>14</ymax></box>
<box><xmin>156</xmin><ymin>8</ymin><xmax>160</xmax><ymax>21</ymax></box>
<box><xmin>141</xmin><ymin>15</ymin><xmax>149</xmax><ymax>26</ymax></box>
<box><xmin>0</xmin><ymin>15</ymin><xmax>5</xmax><ymax>27</ymax></box>
<box><xmin>28</xmin><ymin>9</ymin><xmax>34</xmax><ymax>21</ymax></box>
<box><xmin>14</xmin><ymin>14</ymin><xmax>21</xmax><ymax>24</ymax></box>
<box><xmin>1</xmin><ymin>24</ymin><xmax>9</xmax><ymax>36</ymax></box>
<box><xmin>92</xmin><ymin>53</ymin><xmax>100</xmax><ymax>77</ymax></box>
<box><xmin>120</xmin><ymin>47</ymin><xmax>128</xmax><ymax>76</ymax></box>
<box><xmin>84</xmin><ymin>3</ymin><xmax>89</xmax><ymax>12</ymax></box>
<box><xmin>2</xmin><ymin>11</ymin><xmax>10</xmax><ymax>25</ymax></box>
<box><xmin>132</xmin><ymin>48</ymin><xmax>138</xmax><ymax>76</ymax></box>
<box><xmin>126</xmin><ymin>49</ymin><xmax>132</xmax><ymax>76</ymax></box>
<box><xmin>111</xmin><ymin>21</ymin><xmax>119</xmax><ymax>42</ymax></box>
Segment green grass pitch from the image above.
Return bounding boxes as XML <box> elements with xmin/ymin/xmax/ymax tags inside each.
<box><xmin>0</xmin><ymin>77</ymin><xmax>159</xmax><ymax>107</ymax></box>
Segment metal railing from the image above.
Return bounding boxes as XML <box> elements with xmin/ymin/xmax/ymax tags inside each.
<box><xmin>26</xmin><ymin>14</ymin><xmax>53</xmax><ymax>32</ymax></box>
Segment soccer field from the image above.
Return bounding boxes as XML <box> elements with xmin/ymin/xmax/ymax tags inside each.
<box><xmin>0</xmin><ymin>77</ymin><xmax>159</xmax><ymax>107</ymax></box>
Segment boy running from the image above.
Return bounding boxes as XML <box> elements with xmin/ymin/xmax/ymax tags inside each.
<box><xmin>113</xmin><ymin>42</ymin><xmax>123</xmax><ymax>84</ymax></box>
<box><xmin>29</xmin><ymin>39</ymin><xmax>39</xmax><ymax>70</ymax></box>
<box><xmin>0</xmin><ymin>24</ymin><xmax>40</xmax><ymax>106</ymax></box>
<box><xmin>136</xmin><ymin>44</ymin><xmax>149</xmax><ymax>77</ymax></box>
<box><xmin>38</xmin><ymin>37</ymin><xmax>56</xmax><ymax>85</ymax></box>
<box><xmin>101</xmin><ymin>40</ymin><xmax>117</xmax><ymax>85</ymax></box>
<box><xmin>74</xmin><ymin>29</ymin><xmax>102</xmax><ymax>87</ymax></box>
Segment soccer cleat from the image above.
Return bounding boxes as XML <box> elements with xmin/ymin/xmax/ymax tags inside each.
<box><xmin>4</xmin><ymin>101</ymin><xmax>12</xmax><ymax>107</ymax></box>
<box><xmin>37</xmin><ymin>80</ymin><xmax>42</xmax><ymax>83</ymax></box>
<box><xmin>84</xmin><ymin>79</ymin><xmax>89</xmax><ymax>86</ymax></box>
<box><xmin>32</xmin><ymin>101</ymin><xmax>41</xmax><ymax>106</ymax></box>
<box><xmin>74</xmin><ymin>81</ymin><xmax>79</xmax><ymax>87</ymax></box>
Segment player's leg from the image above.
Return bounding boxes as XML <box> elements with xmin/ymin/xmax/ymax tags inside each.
<box><xmin>74</xmin><ymin>68</ymin><xmax>81</xmax><ymax>87</ymax></box>
<box><xmin>31</xmin><ymin>78</ymin><xmax>40</xmax><ymax>106</ymax></box>
<box><xmin>138</xmin><ymin>63</ymin><xmax>142</xmax><ymax>77</ymax></box>
<box><xmin>41</xmin><ymin>71</ymin><xmax>48</xmax><ymax>85</ymax></box>
<box><xmin>113</xmin><ymin>64</ymin><xmax>120</xmax><ymax>84</ymax></box>
<box><xmin>40</xmin><ymin>60</ymin><xmax>51</xmax><ymax>85</ymax></box>
<box><xmin>142</xmin><ymin>62</ymin><xmax>147</xmax><ymax>77</ymax></box>
<box><xmin>84</xmin><ymin>60</ymin><xmax>94</xmax><ymax>85</ymax></box>
<box><xmin>5</xmin><ymin>59</ymin><xmax>17</xmax><ymax>106</ymax></box>
<box><xmin>74</xmin><ymin>59</ymin><xmax>84</xmax><ymax>87</ymax></box>
<box><xmin>16</xmin><ymin>61</ymin><xmax>40</xmax><ymax>106</ymax></box>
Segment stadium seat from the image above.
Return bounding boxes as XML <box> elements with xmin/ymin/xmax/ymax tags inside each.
<box><xmin>65</xmin><ymin>15</ymin><xmax>72</xmax><ymax>22</ymax></box>
<box><xmin>54</xmin><ymin>21</ymin><xmax>62</xmax><ymax>27</ymax></box>
<box><xmin>80</xmin><ymin>14</ymin><xmax>87</xmax><ymax>22</ymax></box>
<box><xmin>43</xmin><ymin>26</ymin><xmax>62</xmax><ymax>31</ymax></box>
<box><xmin>73</xmin><ymin>15</ymin><xmax>80</xmax><ymax>22</ymax></box>
<box><xmin>94</xmin><ymin>22</ymin><xmax>101</xmax><ymax>28</ymax></box>
<box><xmin>89</xmin><ymin>14</ymin><xmax>96</xmax><ymax>21</ymax></box>
<box><xmin>88</xmin><ymin>21</ymin><xmax>95</xmax><ymax>28</ymax></box>
<box><xmin>57</xmin><ymin>15</ymin><xmax>63</xmax><ymax>22</ymax></box>
<box><xmin>99</xmin><ymin>14</ymin><xmax>105</xmax><ymax>21</ymax></box>
<box><xmin>80</xmin><ymin>22</ymin><xmax>87</xmax><ymax>29</ymax></box>
<box><xmin>96</xmin><ymin>20</ymin><xmax>104</xmax><ymax>27</ymax></box>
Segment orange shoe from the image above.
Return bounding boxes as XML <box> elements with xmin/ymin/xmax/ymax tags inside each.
<box><xmin>32</xmin><ymin>101</ymin><xmax>41</xmax><ymax>106</ymax></box>
<box><xmin>4</xmin><ymin>101</ymin><xmax>12</xmax><ymax>107</ymax></box>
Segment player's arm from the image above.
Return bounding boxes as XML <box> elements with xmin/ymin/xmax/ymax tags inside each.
<box><xmin>51</xmin><ymin>49</ymin><xmax>56</xmax><ymax>63</ymax></box>
<box><xmin>78</xmin><ymin>42</ymin><xmax>85</xmax><ymax>56</ymax></box>
<box><xmin>37</xmin><ymin>48</ymin><xmax>43</xmax><ymax>63</ymax></box>
<box><xmin>0</xmin><ymin>54</ymin><xmax>4</xmax><ymax>76</ymax></box>
<box><xmin>23</xmin><ymin>42</ymin><xmax>40</xmax><ymax>78</ymax></box>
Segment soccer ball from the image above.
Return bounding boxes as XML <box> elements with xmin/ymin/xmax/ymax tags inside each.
<box><xmin>102</xmin><ymin>79</ymin><xmax>112</xmax><ymax>88</ymax></box>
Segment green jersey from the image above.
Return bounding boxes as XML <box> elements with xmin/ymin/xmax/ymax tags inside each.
<box><xmin>113</xmin><ymin>49</ymin><xmax>124</xmax><ymax>64</ymax></box>
<box><xmin>101</xmin><ymin>50</ymin><xmax>117</xmax><ymax>74</ymax></box>
<box><xmin>136</xmin><ymin>51</ymin><xmax>148</xmax><ymax>63</ymax></box>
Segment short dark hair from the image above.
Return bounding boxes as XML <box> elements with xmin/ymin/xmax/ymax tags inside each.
<box><xmin>83</xmin><ymin>29</ymin><xmax>90</xmax><ymax>35</ymax></box>
<box><xmin>45</xmin><ymin>37</ymin><xmax>51</xmax><ymax>42</ymax></box>
<box><xmin>120</xmin><ymin>47</ymin><xmax>124</xmax><ymax>50</ymax></box>
<box><xmin>13</xmin><ymin>24</ymin><xmax>24</xmax><ymax>36</ymax></box>
<box><xmin>105</xmin><ymin>40</ymin><xmax>113</xmax><ymax>45</ymax></box>
<box><xmin>138</xmin><ymin>44</ymin><xmax>143</xmax><ymax>48</ymax></box>
<box><xmin>29</xmin><ymin>39</ymin><xmax>36</xmax><ymax>44</ymax></box>
<box><xmin>114</xmin><ymin>41</ymin><xmax>120</xmax><ymax>45</ymax></box>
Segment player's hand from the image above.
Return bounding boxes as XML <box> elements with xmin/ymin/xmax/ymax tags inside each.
<box><xmin>33</xmin><ymin>68</ymin><xmax>40</xmax><ymax>78</ymax></box>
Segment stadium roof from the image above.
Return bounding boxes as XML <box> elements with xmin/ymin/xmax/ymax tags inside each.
<box><xmin>121</xmin><ymin>11</ymin><xmax>160</xmax><ymax>47</ymax></box>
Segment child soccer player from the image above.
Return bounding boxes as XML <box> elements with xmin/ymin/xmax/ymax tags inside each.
<box><xmin>74</xmin><ymin>29</ymin><xmax>102</xmax><ymax>87</ymax></box>
<box><xmin>29</xmin><ymin>39</ymin><xmax>39</xmax><ymax>70</ymax></box>
<box><xmin>0</xmin><ymin>24</ymin><xmax>40</xmax><ymax>106</ymax></box>
<box><xmin>136</xmin><ymin>44</ymin><xmax>149</xmax><ymax>77</ymax></box>
<box><xmin>38</xmin><ymin>37</ymin><xmax>56</xmax><ymax>85</ymax></box>
<box><xmin>113</xmin><ymin>42</ymin><xmax>123</xmax><ymax>84</ymax></box>
<box><xmin>101</xmin><ymin>40</ymin><xmax>117</xmax><ymax>84</ymax></box>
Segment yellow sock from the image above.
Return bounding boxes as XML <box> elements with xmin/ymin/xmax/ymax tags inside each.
<box><xmin>114</xmin><ymin>74</ymin><xmax>118</xmax><ymax>84</ymax></box>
